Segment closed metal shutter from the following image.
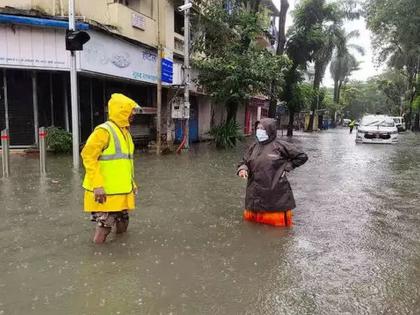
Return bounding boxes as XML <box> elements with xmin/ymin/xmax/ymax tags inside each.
<box><xmin>7</xmin><ymin>70</ymin><xmax>35</xmax><ymax>146</ymax></box>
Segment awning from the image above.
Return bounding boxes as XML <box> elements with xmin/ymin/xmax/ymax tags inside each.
<box><xmin>0</xmin><ymin>14</ymin><xmax>89</xmax><ymax>30</ymax></box>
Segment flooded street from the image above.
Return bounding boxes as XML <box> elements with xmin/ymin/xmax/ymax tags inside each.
<box><xmin>1</xmin><ymin>129</ymin><xmax>420</xmax><ymax>314</ymax></box>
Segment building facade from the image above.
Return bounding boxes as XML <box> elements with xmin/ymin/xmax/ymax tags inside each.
<box><xmin>0</xmin><ymin>0</ymin><xmax>279</xmax><ymax>148</ymax></box>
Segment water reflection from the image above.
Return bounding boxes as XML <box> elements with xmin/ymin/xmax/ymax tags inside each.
<box><xmin>0</xmin><ymin>130</ymin><xmax>419</xmax><ymax>314</ymax></box>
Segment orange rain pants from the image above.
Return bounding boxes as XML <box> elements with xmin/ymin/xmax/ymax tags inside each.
<box><xmin>243</xmin><ymin>210</ymin><xmax>293</xmax><ymax>227</ymax></box>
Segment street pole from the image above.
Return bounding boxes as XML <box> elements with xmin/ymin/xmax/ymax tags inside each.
<box><xmin>69</xmin><ymin>0</ymin><xmax>80</xmax><ymax>169</ymax></box>
<box><xmin>156</xmin><ymin>0</ymin><xmax>162</xmax><ymax>155</ymax></box>
<box><xmin>1</xmin><ymin>129</ymin><xmax>10</xmax><ymax>178</ymax></box>
<box><xmin>39</xmin><ymin>127</ymin><xmax>47</xmax><ymax>175</ymax></box>
<box><xmin>183</xmin><ymin>0</ymin><xmax>190</xmax><ymax>149</ymax></box>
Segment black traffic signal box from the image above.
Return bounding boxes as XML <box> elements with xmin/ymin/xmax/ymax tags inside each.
<box><xmin>65</xmin><ymin>30</ymin><xmax>90</xmax><ymax>51</ymax></box>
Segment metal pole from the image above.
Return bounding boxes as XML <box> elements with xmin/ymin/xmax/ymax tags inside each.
<box><xmin>39</xmin><ymin>127</ymin><xmax>47</xmax><ymax>175</ymax></box>
<box><xmin>183</xmin><ymin>0</ymin><xmax>190</xmax><ymax>149</ymax></box>
<box><xmin>156</xmin><ymin>0</ymin><xmax>162</xmax><ymax>155</ymax></box>
<box><xmin>1</xmin><ymin>129</ymin><xmax>10</xmax><ymax>177</ymax></box>
<box><xmin>69</xmin><ymin>0</ymin><xmax>80</xmax><ymax>168</ymax></box>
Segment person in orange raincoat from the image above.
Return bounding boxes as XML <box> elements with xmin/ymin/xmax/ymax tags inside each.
<box><xmin>81</xmin><ymin>93</ymin><xmax>141</xmax><ymax>244</ymax></box>
<box><xmin>237</xmin><ymin>118</ymin><xmax>308</xmax><ymax>227</ymax></box>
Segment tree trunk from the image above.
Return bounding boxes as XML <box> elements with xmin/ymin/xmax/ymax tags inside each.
<box><xmin>251</xmin><ymin>0</ymin><xmax>262</xmax><ymax>13</ymax></box>
<box><xmin>406</xmin><ymin>72</ymin><xmax>416</xmax><ymax>131</ymax></box>
<box><xmin>333</xmin><ymin>80</ymin><xmax>339</xmax><ymax>103</ymax></box>
<box><xmin>276</xmin><ymin>0</ymin><xmax>289</xmax><ymax>55</ymax></box>
<box><xmin>287</xmin><ymin>110</ymin><xmax>294</xmax><ymax>136</ymax></box>
<box><xmin>308</xmin><ymin>75</ymin><xmax>321</xmax><ymax>132</ymax></box>
<box><xmin>226</xmin><ymin>99</ymin><xmax>238</xmax><ymax>123</ymax></box>
<box><xmin>268</xmin><ymin>0</ymin><xmax>289</xmax><ymax>118</ymax></box>
<box><xmin>414</xmin><ymin>113</ymin><xmax>420</xmax><ymax>131</ymax></box>
<box><xmin>268</xmin><ymin>89</ymin><xmax>277</xmax><ymax>118</ymax></box>
<box><xmin>337</xmin><ymin>80</ymin><xmax>343</xmax><ymax>103</ymax></box>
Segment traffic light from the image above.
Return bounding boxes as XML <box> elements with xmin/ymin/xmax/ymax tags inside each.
<box><xmin>65</xmin><ymin>30</ymin><xmax>90</xmax><ymax>51</ymax></box>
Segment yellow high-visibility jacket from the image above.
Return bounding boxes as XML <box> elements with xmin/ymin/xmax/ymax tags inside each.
<box><xmin>81</xmin><ymin>93</ymin><xmax>138</xmax><ymax>212</ymax></box>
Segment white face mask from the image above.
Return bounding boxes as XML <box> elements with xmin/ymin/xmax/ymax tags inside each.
<box><xmin>256</xmin><ymin>129</ymin><xmax>269</xmax><ymax>142</ymax></box>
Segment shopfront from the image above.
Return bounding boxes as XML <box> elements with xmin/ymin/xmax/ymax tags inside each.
<box><xmin>0</xmin><ymin>22</ymin><xmax>166</xmax><ymax>147</ymax></box>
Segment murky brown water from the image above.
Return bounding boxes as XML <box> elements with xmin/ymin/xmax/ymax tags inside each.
<box><xmin>1</xmin><ymin>129</ymin><xmax>420</xmax><ymax>314</ymax></box>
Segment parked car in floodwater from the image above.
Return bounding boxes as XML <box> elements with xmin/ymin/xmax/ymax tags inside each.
<box><xmin>356</xmin><ymin>115</ymin><xmax>398</xmax><ymax>144</ymax></box>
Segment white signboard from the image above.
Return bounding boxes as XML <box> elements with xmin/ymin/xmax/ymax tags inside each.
<box><xmin>0</xmin><ymin>25</ymin><xmax>69</xmax><ymax>70</ymax></box>
<box><xmin>80</xmin><ymin>30</ymin><xmax>159</xmax><ymax>84</ymax></box>
<box><xmin>131</xmin><ymin>12</ymin><xmax>146</xmax><ymax>30</ymax></box>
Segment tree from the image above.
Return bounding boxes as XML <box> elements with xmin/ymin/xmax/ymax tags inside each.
<box><xmin>365</xmin><ymin>0</ymin><xmax>420</xmax><ymax>129</ymax></box>
<box><xmin>284</xmin><ymin>81</ymin><xmax>313</xmax><ymax>136</ymax></box>
<box><xmin>375</xmin><ymin>69</ymin><xmax>407</xmax><ymax>116</ymax></box>
<box><xmin>340</xmin><ymin>78</ymin><xmax>397</xmax><ymax>119</ymax></box>
<box><xmin>288</xmin><ymin>0</ymin><xmax>361</xmax><ymax>131</ymax></box>
<box><xmin>290</xmin><ymin>0</ymin><xmax>346</xmax><ymax>131</ymax></box>
<box><xmin>193</xmin><ymin>1</ymin><xmax>290</xmax><ymax>122</ymax></box>
<box><xmin>268</xmin><ymin>0</ymin><xmax>289</xmax><ymax>118</ymax></box>
<box><xmin>330</xmin><ymin>30</ymin><xmax>364</xmax><ymax>105</ymax></box>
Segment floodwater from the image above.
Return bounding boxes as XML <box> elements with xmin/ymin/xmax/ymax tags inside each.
<box><xmin>1</xmin><ymin>129</ymin><xmax>420</xmax><ymax>314</ymax></box>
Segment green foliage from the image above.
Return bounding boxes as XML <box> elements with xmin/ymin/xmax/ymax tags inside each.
<box><xmin>413</xmin><ymin>96</ymin><xmax>420</xmax><ymax>111</ymax></box>
<box><xmin>365</xmin><ymin>0</ymin><xmax>419</xmax><ymax>128</ymax></box>
<box><xmin>365</xmin><ymin>0</ymin><xmax>420</xmax><ymax>66</ymax></box>
<box><xmin>376</xmin><ymin>69</ymin><xmax>406</xmax><ymax>109</ymax></box>
<box><xmin>285</xmin><ymin>0</ymin><xmax>357</xmax><ymax>131</ymax></box>
<box><xmin>340</xmin><ymin>76</ymin><xmax>403</xmax><ymax>119</ymax></box>
<box><xmin>195</xmin><ymin>49</ymin><xmax>290</xmax><ymax>105</ymax></box>
<box><xmin>192</xmin><ymin>1</ymin><xmax>290</xmax><ymax>121</ymax></box>
<box><xmin>46</xmin><ymin>127</ymin><xmax>72</xmax><ymax>154</ymax></box>
<box><xmin>287</xmin><ymin>82</ymin><xmax>314</xmax><ymax>113</ymax></box>
<box><xmin>209</xmin><ymin>120</ymin><xmax>244</xmax><ymax>149</ymax></box>
<box><xmin>329</xmin><ymin>29</ymin><xmax>364</xmax><ymax>104</ymax></box>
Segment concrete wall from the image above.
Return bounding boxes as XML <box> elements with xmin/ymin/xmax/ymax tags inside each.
<box><xmin>198</xmin><ymin>95</ymin><xmax>211</xmax><ymax>140</ymax></box>
<box><xmin>205</xmin><ymin>102</ymin><xmax>246</xmax><ymax>135</ymax></box>
<box><xmin>1</xmin><ymin>0</ymin><xmax>180</xmax><ymax>51</ymax></box>
<box><xmin>236</xmin><ymin>105</ymin><xmax>246</xmax><ymax>132</ymax></box>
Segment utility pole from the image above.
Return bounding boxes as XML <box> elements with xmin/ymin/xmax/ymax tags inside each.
<box><xmin>69</xmin><ymin>0</ymin><xmax>80</xmax><ymax>169</ymax></box>
<box><xmin>156</xmin><ymin>0</ymin><xmax>162</xmax><ymax>155</ymax></box>
<box><xmin>183</xmin><ymin>0</ymin><xmax>191</xmax><ymax>149</ymax></box>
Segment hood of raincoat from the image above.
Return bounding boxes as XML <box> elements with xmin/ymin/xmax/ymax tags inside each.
<box><xmin>108</xmin><ymin>93</ymin><xmax>139</xmax><ymax>128</ymax></box>
<box><xmin>257</xmin><ymin>118</ymin><xmax>277</xmax><ymax>144</ymax></box>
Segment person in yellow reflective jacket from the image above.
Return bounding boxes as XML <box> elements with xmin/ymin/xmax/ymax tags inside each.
<box><xmin>349</xmin><ymin>119</ymin><xmax>356</xmax><ymax>134</ymax></box>
<box><xmin>81</xmin><ymin>93</ymin><xmax>141</xmax><ymax>244</ymax></box>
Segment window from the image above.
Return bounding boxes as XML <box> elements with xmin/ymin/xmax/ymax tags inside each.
<box><xmin>115</xmin><ymin>0</ymin><xmax>140</xmax><ymax>13</ymax></box>
<box><xmin>174</xmin><ymin>10</ymin><xmax>184</xmax><ymax>35</ymax></box>
<box><xmin>114</xmin><ymin>0</ymin><xmax>153</xmax><ymax>17</ymax></box>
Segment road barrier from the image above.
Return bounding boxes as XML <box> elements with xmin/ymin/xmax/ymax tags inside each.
<box><xmin>1</xmin><ymin>129</ymin><xmax>10</xmax><ymax>177</ymax></box>
<box><xmin>39</xmin><ymin>127</ymin><xmax>47</xmax><ymax>175</ymax></box>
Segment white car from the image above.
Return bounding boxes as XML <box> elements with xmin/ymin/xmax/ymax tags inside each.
<box><xmin>356</xmin><ymin>115</ymin><xmax>398</xmax><ymax>144</ymax></box>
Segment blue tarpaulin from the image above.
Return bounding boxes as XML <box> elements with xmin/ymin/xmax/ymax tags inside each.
<box><xmin>0</xmin><ymin>14</ymin><xmax>89</xmax><ymax>30</ymax></box>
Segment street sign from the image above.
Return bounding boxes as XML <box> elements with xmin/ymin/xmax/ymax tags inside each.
<box><xmin>161</xmin><ymin>48</ymin><xmax>173</xmax><ymax>84</ymax></box>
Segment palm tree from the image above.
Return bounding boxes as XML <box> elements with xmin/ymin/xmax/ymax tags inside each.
<box><xmin>330</xmin><ymin>30</ymin><xmax>365</xmax><ymax>105</ymax></box>
<box><xmin>307</xmin><ymin>22</ymin><xmax>346</xmax><ymax>131</ymax></box>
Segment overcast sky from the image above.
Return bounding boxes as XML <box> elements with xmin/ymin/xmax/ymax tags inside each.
<box><xmin>272</xmin><ymin>0</ymin><xmax>384</xmax><ymax>87</ymax></box>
